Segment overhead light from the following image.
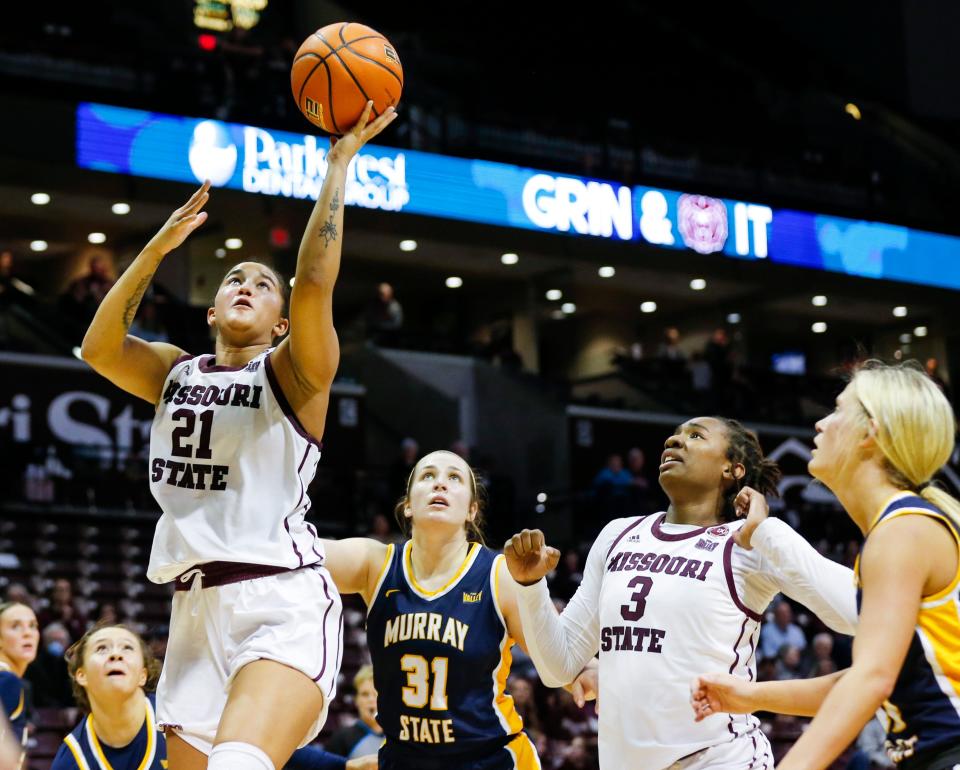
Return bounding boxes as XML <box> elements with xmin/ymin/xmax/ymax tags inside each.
<box><xmin>598</xmin><ymin>266</ymin><xmax>615</xmax><ymax>278</ymax></box>
<box><xmin>111</xmin><ymin>202</ymin><xmax>130</xmax><ymax>215</ymax></box>
<box><xmin>536</xmin><ymin>492</ymin><xmax>547</xmax><ymax>503</ymax></box>
<box><xmin>500</xmin><ymin>252</ymin><xmax>519</xmax><ymax>265</ymax></box>
<box><xmin>893</xmin><ymin>306</ymin><xmax>907</xmax><ymax>317</ymax></box>
<box><xmin>845</xmin><ymin>102</ymin><xmax>862</xmax><ymax>120</ymax></box>
<box><xmin>812</xmin><ymin>322</ymin><xmax>827</xmax><ymax>333</ymax></box>
<box><xmin>215</xmin><ymin>248</ymin><xmax>226</xmax><ymax>258</ymax></box>
<box><xmin>894</xmin><ymin>349</ymin><xmax>903</xmax><ymax>360</ymax></box>
<box><xmin>399</xmin><ymin>239</ymin><xmax>417</xmax><ymax>252</ymax></box>
<box><xmin>30</xmin><ymin>240</ymin><xmax>48</xmax><ymax>252</ymax></box>
<box><xmin>545</xmin><ymin>289</ymin><xmax>562</xmax><ymax>301</ymax></box>
<box><xmin>689</xmin><ymin>278</ymin><xmax>706</xmax><ymax>291</ymax></box>
<box><xmin>726</xmin><ymin>312</ymin><xmax>741</xmax><ymax>324</ymax></box>
<box><xmin>445</xmin><ymin>276</ymin><xmax>463</xmax><ymax>289</ymax></box>
<box><xmin>899</xmin><ymin>333</ymin><xmax>912</xmax><ymax>344</ymax></box>
<box><xmin>289</xmin><ymin>277</ymin><xmax>295</xmax><ymax>287</ymax></box>
<box><xmin>561</xmin><ymin>302</ymin><xmax>576</xmax><ymax>314</ymax></box>
<box><xmin>914</xmin><ymin>326</ymin><xmax>928</xmax><ymax>337</ymax></box>
<box><xmin>640</xmin><ymin>301</ymin><xmax>657</xmax><ymax>313</ymax></box>
<box><xmin>535</xmin><ymin>504</ymin><xmax>546</xmax><ymax>514</ymax></box>
<box><xmin>31</xmin><ymin>193</ymin><xmax>50</xmax><ymax>205</ymax></box>
<box><xmin>812</xmin><ymin>295</ymin><xmax>827</xmax><ymax>307</ymax></box>
<box><xmin>87</xmin><ymin>232</ymin><xmax>106</xmax><ymax>244</ymax></box>
<box><xmin>225</xmin><ymin>238</ymin><xmax>243</xmax><ymax>250</ymax></box>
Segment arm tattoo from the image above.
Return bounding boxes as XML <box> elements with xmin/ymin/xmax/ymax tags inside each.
<box><xmin>318</xmin><ymin>218</ymin><xmax>339</xmax><ymax>246</ymax></box>
<box><xmin>122</xmin><ymin>276</ymin><xmax>152</xmax><ymax>331</ymax></box>
<box><xmin>330</xmin><ymin>189</ymin><xmax>340</xmax><ymax>213</ymax></box>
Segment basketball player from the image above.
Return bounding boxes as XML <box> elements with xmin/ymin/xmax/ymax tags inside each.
<box><xmin>52</xmin><ymin>625</ymin><xmax>165</xmax><ymax>770</ymax></box>
<box><xmin>0</xmin><ymin>602</ymin><xmax>37</xmax><ymax>768</ymax></box>
<box><xmin>80</xmin><ymin>101</ymin><xmax>397</xmax><ymax>770</ymax></box>
<box><xmin>692</xmin><ymin>361</ymin><xmax>960</xmax><ymax>770</ymax></box>
<box><xmin>505</xmin><ymin>416</ymin><xmax>859</xmax><ymax>769</ymax></box>
<box><xmin>320</xmin><ymin>449</ymin><xmax>548</xmax><ymax>770</ymax></box>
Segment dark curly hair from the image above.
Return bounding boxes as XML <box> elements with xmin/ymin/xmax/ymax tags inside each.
<box><xmin>713</xmin><ymin>417</ymin><xmax>782</xmax><ymax>522</ymax></box>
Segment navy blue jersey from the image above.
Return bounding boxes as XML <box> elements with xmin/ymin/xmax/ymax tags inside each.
<box><xmin>856</xmin><ymin>492</ymin><xmax>960</xmax><ymax>766</ymax></box>
<box><xmin>51</xmin><ymin>693</ymin><xmax>165</xmax><ymax>770</ymax></box>
<box><xmin>0</xmin><ymin>667</ymin><xmax>27</xmax><ymax>747</ymax></box>
<box><xmin>367</xmin><ymin>542</ymin><xmax>537</xmax><ymax>767</ymax></box>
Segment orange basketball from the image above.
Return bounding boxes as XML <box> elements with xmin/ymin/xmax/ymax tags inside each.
<box><xmin>291</xmin><ymin>22</ymin><xmax>403</xmax><ymax>135</ymax></box>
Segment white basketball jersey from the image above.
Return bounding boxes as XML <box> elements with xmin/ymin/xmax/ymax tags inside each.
<box><xmin>146</xmin><ymin>350</ymin><xmax>324</xmax><ymax>583</ymax></box>
<box><xmin>597</xmin><ymin>513</ymin><xmax>763</xmax><ymax>769</ymax></box>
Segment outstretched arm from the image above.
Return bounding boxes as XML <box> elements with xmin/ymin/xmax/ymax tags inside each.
<box><xmin>270</xmin><ymin>103</ymin><xmax>397</xmax><ymax>438</ymax></box>
<box><xmin>81</xmin><ymin>182</ymin><xmax>210</xmax><ymax>403</ymax></box>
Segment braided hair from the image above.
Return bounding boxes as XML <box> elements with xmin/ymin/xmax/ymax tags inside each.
<box><xmin>713</xmin><ymin>417</ymin><xmax>782</xmax><ymax>522</ymax></box>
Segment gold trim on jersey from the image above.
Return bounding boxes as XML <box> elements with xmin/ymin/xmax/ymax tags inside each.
<box><xmin>64</xmin><ymin>734</ymin><xmax>93</xmax><ymax>770</ymax></box>
<box><xmin>85</xmin><ymin>696</ymin><xmax>157</xmax><ymax>770</ymax></box>
<box><xmin>491</xmin><ymin>554</ymin><xmax>524</xmax><ymax>736</ymax></box>
<box><xmin>402</xmin><ymin>541</ymin><xmax>481</xmax><ymax>600</ymax></box>
<box><xmin>504</xmin><ymin>730</ymin><xmax>542</xmax><ymax>770</ymax></box>
<box><xmin>8</xmin><ymin>689</ymin><xmax>23</xmax><ymax>721</ymax></box>
<box><xmin>366</xmin><ymin>543</ymin><xmax>396</xmax><ymax>615</ymax></box>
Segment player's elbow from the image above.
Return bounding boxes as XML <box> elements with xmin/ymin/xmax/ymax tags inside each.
<box><xmin>856</xmin><ymin>665</ymin><xmax>897</xmax><ymax>705</ymax></box>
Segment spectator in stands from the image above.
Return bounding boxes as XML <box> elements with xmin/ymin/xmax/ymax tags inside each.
<box><xmin>848</xmin><ymin>717</ymin><xmax>895</xmax><ymax>770</ymax></box>
<box><xmin>3</xmin><ymin>584</ymin><xmax>35</xmax><ymax>611</ymax></box>
<box><xmin>925</xmin><ymin>357</ymin><xmax>950</xmax><ymax>397</ymax></box>
<box><xmin>626</xmin><ymin>447</ymin><xmax>651</xmax><ymax>510</ymax></box>
<box><xmin>59</xmin><ymin>255</ymin><xmax>115</xmax><ymax>326</ymax></box>
<box><xmin>389</xmin><ymin>437</ymin><xmax>419</xmax><ymax>495</ymax></box>
<box><xmin>704</xmin><ymin>327</ymin><xmax>732</xmax><ymax>404</ymax></box>
<box><xmin>0</xmin><ymin>602</ymin><xmax>39</xmax><ymax>753</ymax></box>
<box><xmin>656</xmin><ymin>326</ymin><xmax>686</xmax><ymax>361</ymax></box>
<box><xmin>323</xmin><ymin>666</ymin><xmax>383</xmax><ymax>759</ymax></box>
<box><xmin>25</xmin><ymin>621</ymin><xmax>73</xmax><ymax>707</ymax></box>
<box><xmin>95</xmin><ymin>603</ymin><xmax>118</xmax><ymax>626</ymax></box>
<box><xmin>38</xmin><ymin>579</ymin><xmax>88</xmax><ymax>642</ymax></box>
<box><xmin>759</xmin><ymin>599</ymin><xmax>806</xmax><ymax>661</ymax></box>
<box><xmin>364</xmin><ymin>282</ymin><xmax>403</xmax><ymax>347</ymax></box>
<box><xmin>803</xmin><ymin>632</ymin><xmax>837</xmax><ymax>678</ymax></box>
<box><xmin>449</xmin><ymin>438</ymin><xmax>471</xmax><ymax>462</ymax></box>
<box><xmin>773</xmin><ymin>644</ymin><xmax>803</xmax><ymax>681</ymax></box>
<box><xmin>590</xmin><ymin>453</ymin><xmax>633</xmax><ymax>517</ymax></box>
<box><xmin>0</xmin><ymin>250</ymin><xmax>34</xmax><ymax>301</ymax></box>
<box><xmin>555</xmin><ymin>735</ymin><xmax>595</xmax><ymax>770</ymax></box>
<box><xmin>688</xmin><ymin>350</ymin><xmax>712</xmax><ymax>394</ymax></box>
<box><xmin>367</xmin><ymin>512</ymin><xmax>401</xmax><ymax>546</ymax></box>
<box><xmin>548</xmin><ymin>549</ymin><xmax>583</xmax><ymax>603</ymax></box>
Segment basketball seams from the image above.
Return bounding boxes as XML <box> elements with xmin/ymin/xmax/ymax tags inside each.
<box><xmin>317</xmin><ymin>29</ymin><xmax>379</xmax><ymax>119</ymax></box>
<box><xmin>341</xmin><ymin>44</ymin><xmax>403</xmax><ymax>88</ymax></box>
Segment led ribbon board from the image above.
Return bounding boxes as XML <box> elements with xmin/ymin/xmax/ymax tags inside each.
<box><xmin>77</xmin><ymin>103</ymin><xmax>960</xmax><ymax>290</ymax></box>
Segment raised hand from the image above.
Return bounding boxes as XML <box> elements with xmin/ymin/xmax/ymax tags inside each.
<box><xmin>144</xmin><ymin>180</ymin><xmax>211</xmax><ymax>257</ymax></box>
<box><xmin>327</xmin><ymin>100</ymin><xmax>398</xmax><ymax>164</ymax></box>
<box><xmin>504</xmin><ymin>529</ymin><xmax>561</xmax><ymax>586</ymax></box>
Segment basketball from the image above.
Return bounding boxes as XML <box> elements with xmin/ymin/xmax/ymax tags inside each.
<box><xmin>291</xmin><ymin>22</ymin><xmax>403</xmax><ymax>135</ymax></box>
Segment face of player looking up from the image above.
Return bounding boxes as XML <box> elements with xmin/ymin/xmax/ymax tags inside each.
<box><xmin>403</xmin><ymin>450</ymin><xmax>478</xmax><ymax>536</ymax></box>
<box><xmin>75</xmin><ymin>627</ymin><xmax>148</xmax><ymax>704</ymax></box>
<box><xmin>658</xmin><ymin>417</ymin><xmax>744</xmax><ymax>505</ymax></box>
<box><xmin>207</xmin><ymin>262</ymin><xmax>289</xmax><ymax>346</ymax></box>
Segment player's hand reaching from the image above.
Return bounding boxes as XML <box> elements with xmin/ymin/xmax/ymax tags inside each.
<box><xmin>565</xmin><ymin>657</ymin><xmax>599</xmax><ymax>712</ymax></box>
<box><xmin>733</xmin><ymin>485</ymin><xmax>769</xmax><ymax>550</ymax></box>
<box><xmin>504</xmin><ymin>529</ymin><xmax>560</xmax><ymax>586</ymax></box>
<box><xmin>328</xmin><ymin>100</ymin><xmax>398</xmax><ymax>165</ymax></box>
<box><xmin>690</xmin><ymin>673</ymin><xmax>756</xmax><ymax>722</ymax></box>
<box><xmin>144</xmin><ymin>180</ymin><xmax>211</xmax><ymax>257</ymax></box>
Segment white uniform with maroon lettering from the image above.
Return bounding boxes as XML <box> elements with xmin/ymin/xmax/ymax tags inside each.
<box><xmin>516</xmin><ymin>513</ymin><xmax>858</xmax><ymax>770</ymax></box>
<box><xmin>148</xmin><ymin>350</ymin><xmax>342</xmax><ymax>755</ymax></box>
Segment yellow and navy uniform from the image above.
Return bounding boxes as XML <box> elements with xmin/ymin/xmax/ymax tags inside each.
<box><xmin>0</xmin><ymin>662</ymin><xmax>27</xmax><ymax>748</ymax></box>
<box><xmin>367</xmin><ymin>541</ymin><xmax>540</xmax><ymax>770</ymax></box>
<box><xmin>51</xmin><ymin>693</ymin><xmax>166</xmax><ymax>770</ymax></box>
<box><xmin>856</xmin><ymin>492</ymin><xmax>960</xmax><ymax>768</ymax></box>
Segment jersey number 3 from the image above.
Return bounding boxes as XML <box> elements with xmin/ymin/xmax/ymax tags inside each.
<box><xmin>401</xmin><ymin>655</ymin><xmax>449</xmax><ymax>710</ymax></box>
<box><xmin>620</xmin><ymin>575</ymin><xmax>653</xmax><ymax>621</ymax></box>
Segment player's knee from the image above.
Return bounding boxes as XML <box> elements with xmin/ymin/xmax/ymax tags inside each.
<box><xmin>208</xmin><ymin>741</ymin><xmax>275</xmax><ymax>770</ymax></box>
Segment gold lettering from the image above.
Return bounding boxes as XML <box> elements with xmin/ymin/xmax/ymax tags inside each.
<box><xmin>442</xmin><ymin>719</ymin><xmax>455</xmax><ymax>743</ymax></box>
<box><xmin>427</xmin><ymin>613</ymin><xmax>442</xmax><ymax>642</ymax></box>
<box><xmin>441</xmin><ymin>618</ymin><xmax>458</xmax><ymax>647</ymax></box>
<box><xmin>384</xmin><ymin>617</ymin><xmax>400</xmax><ymax>647</ymax></box>
<box><xmin>455</xmin><ymin>620</ymin><xmax>468</xmax><ymax>651</ymax></box>
<box><xmin>413</xmin><ymin>612</ymin><xmax>428</xmax><ymax>640</ymax></box>
<box><xmin>399</xmin><ymin>715</ymin><xmax>409</xmax><ymax>741</ymax></box>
